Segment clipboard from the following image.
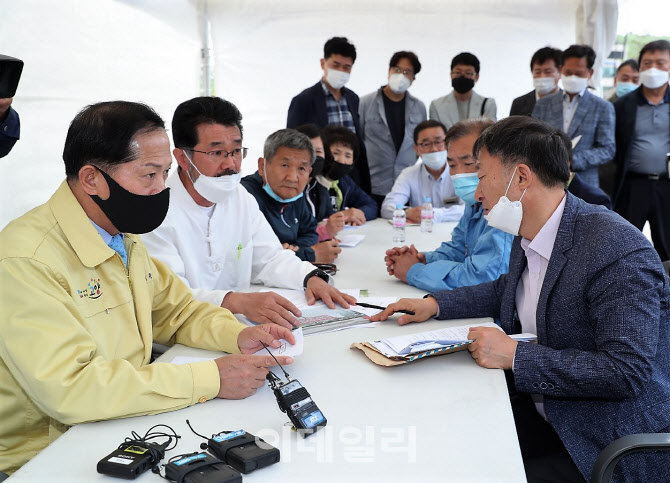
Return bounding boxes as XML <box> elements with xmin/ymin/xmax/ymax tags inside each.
<box><xmin>350</xmin><ymin>340</ymin><xmax>471</xmax><ymax>367</ymax></box>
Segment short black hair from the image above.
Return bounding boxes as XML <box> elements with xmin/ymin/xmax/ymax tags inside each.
<box><xmin>172</xmin><ymin>96</ymin><xmax>243</xmax><ymax>149</ymax></box>
<box><xmin>556</xmin><ymin>130</ymin><xmax>574</xmax><ymax>166</ymax></box>
<box><xmin>324</xmin><ymin>37</ymin><xmax>357</xmax><ymax>63</ymax></box>
<box><xmin>321</xmin><ymin>124</ymin><xmax>359</xmax><ymax>163</ymax></box>
<box><xmin>530</xmin><ymin>47</ymin><xmax>562</xmax><ymax>71</ymax></box>
<box><xmin>389</xmin><ymin>51</ymin><xmax>421</xmax><ymax>75</ymax></box>
<box><xmin>444</xmin><ymin>118</ymin><xmax>495</xmax><ymax>148</ymax></box>
<box><xmin>451</xmin><ymin>52</ymin><xmax>480</xmax><ymax>74</ymax></box>
<box><xmin>63</xmin><ymin>101</ymin><xmax>165</xmax><ymax>180</ymax></box>
<box><xmin>413</xmin><ymin>120</ymin><xmax>447</xmax><ymax>145</ymax></box>
<box><xmin>617</xmin><ymin>58</ymin><xmax>639</xmax><ymax>73</ymax></box>
<box><xmin>473</xmin><ymin>116</ymin><xmax>570</xmax><ymax>189</ymax></box>
<box><xmin>638</xmin><ymin>39</ymin><xmax>670</xmax><ymax>66</ymax></box>
<box><xmin>561</xmin><ymin>44</ymin><xmax>596</xmax><ymax>69</ymax></box>
<box><xmin>294</xmin><ymin>123</ymin><xmax>322</xmax><ymax>140</ymax></box>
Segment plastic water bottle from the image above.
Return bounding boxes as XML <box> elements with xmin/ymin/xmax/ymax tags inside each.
<box><xmin>392</xmin><ymin>204</ymin><xmax>406</xmax><ymax>243</ymax></box>
<box><xmin>421</xmin><ymin>197</ymin><xmax>433</xmax><ymax>233</ymax></box>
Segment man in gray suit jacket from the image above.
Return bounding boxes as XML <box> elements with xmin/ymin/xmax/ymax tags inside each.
<box><xmin>359</xmin><ymin>51</ymin><xmax>427</xmax><ymax>205</ymax></box>
<box><xmin>372</xmin><ymin>116</ymin><xmax>670</xmax><ymax>483</ymax></box>
<box><xmin>429</xmin><ymin>52</ymin><xmax>496</xmax><ymax>130</ymax></box>
<box><xmin>532</xmin><ymin>45</ymin><xmax>615</xmax><ymax>188</ymax></box>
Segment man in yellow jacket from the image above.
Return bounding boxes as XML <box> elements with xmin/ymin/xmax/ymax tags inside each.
<box><xmin>0</xmin><ymin>101</ymin><xmax>294</xmax><ymax>475</ymax></box>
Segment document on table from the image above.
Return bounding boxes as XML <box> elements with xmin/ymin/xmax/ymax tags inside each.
<box><xmin>369</xmin><ymin>322</ymin><xmax>537</xmax><ymax>358</ymax></box>
<box><xmin>169</xmin><ymin>328</ymin><xmax>304</xmax><ymax>364</ymax></box>
<box><xmin>250</xmin><ymin>288</ymin><xmax>378</xmax><ymax>334</ymax></box>
<box><xmin>338</xmin><ymin>234</ymin><xmax>365</xmax><ymax>247</ymax></box>
<box><xmin>352</xmin><ymin>296</ymin><xmax>398</xmax><ymax>317</ymax></box>
<box><xmin>252</xmin><ymin>327</ymin><xmax>304</xmax><ymax>357</ymax></box>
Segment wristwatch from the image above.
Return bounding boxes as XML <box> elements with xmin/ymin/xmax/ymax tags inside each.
<box><xmin>303</xmin><ymin>268</ymin><xmax>330</xmax><ymax>288</ymax></box>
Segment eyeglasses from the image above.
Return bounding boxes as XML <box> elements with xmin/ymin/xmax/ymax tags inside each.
<box><xmin>391</xmin><ymin>66</ymin><xmax>414</xmax><ymax>77</ymax></box>
<box><xmin>186</xmin><ymin>147</ymin><xmax>248</xmax><ymax>161</ymax></box>
<box><xmin>451</xmin><ymin>71</ymin><xmax>476</xmax><ymax>79</ymax></box>
<box><xmin>418</xmin><ymin>138</ymin><xmax>446</xmax><ymax>150</ymax></box>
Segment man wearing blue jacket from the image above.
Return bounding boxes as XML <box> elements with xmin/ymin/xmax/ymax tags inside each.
<box><xmin>373</xmin><ymin>116</ymin><xmax>670</xmax><ymax>483</ymax></box>
<box><xmin>241</xmin><ymin>129</ymin><xmax>341</xmax><ymax>264</ymax></box>
<box><xmin>385</xmin><ymin>119</ymin><xmax>513</xmax><ymax>292</ymax></box>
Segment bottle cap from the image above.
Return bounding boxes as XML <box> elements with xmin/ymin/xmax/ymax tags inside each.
<box><xmin>424</xmin><ymin>197</ymin><xmax>431</xmax><ymax>203</ymax></box>
<box><xmin>396</xmin><ymin>204</ymin><xmax>404</xmax><ymax>209</ymax></box>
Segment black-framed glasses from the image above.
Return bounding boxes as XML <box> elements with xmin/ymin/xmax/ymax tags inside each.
<box><xmin>186</xmin><ymin>147</ymin><xmax>248</xmax><ymax>161</ymax></box>
<box><xmin>391</xmin><ymin>66</ymin><xmax>414</xmax><ymax>78</ymax></box>
<box><xmin>418</xmin><ymin>138</ymin><xmax>446</xmax><ymax>150</ymax></box>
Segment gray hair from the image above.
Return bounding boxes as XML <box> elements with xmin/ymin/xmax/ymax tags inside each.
<box><xmin>263</xmin><ymin>129</ymin><xmax>315</xmax><ymax>165</ymax></box>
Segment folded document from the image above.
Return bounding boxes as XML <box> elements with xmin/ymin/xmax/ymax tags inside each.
<box><xmin>352</xmin><ymin>322</ymin><xmax>537</xmax><ymax>366</ymax></box>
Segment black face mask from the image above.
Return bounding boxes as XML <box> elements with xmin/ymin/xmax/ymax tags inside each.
<box><xmin>452</xmin><ymin>76</ymin><xmax>475</xmax><ymax>94</ymax></box>
<box><xmin>310</xmin><ymin>156</ymin><xmax>325</xmax><ymax>178</ymax></box>
<box><xmin>90</xmin><ymin>168</ymin><xmax>170</xmax><ymax>234</ymax></box>
<box><xmin>326</xmin><ymin>162</ymin><xmax>353</xmax><ymax>181</ymax></box>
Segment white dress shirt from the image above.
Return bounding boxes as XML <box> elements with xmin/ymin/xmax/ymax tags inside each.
<box><xmin>515</xmin><ymin>194</ymin><xmax>567</xmax><ymax>418</ymax></box>
<box><xmin>562</xmin><ymin>88</ymin><xmax>586</xmax><ymax>132</ymax></box>
<box><xmin>142</xmin><ymin>171</ymin><xmax>315</xmax><ymax>306</ymax></box>
<box><xmin>380</xmin><ymin>162</ymin><xmax>465</xmax><ymax>221</ymax></box>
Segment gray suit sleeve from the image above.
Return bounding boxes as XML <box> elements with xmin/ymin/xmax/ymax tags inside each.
<box><xmin>571</xmin><ymin>101</ymin><xmax>616</xmax><ymax>172</ymax></box>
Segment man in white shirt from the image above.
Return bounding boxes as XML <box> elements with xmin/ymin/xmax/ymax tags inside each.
<box><xmin>381</xmin><ymin>120</ymin><xmax>464</xmax><ymax>222</ymax></box>
<box><xmin>143</xmin><ymin>97</ymin><xmax>355</xmax><ymax>329</ymax></box>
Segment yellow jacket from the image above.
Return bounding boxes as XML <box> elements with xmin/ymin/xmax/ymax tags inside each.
<box><xmin>0</xmin><ymin>181</ymin><xmax>246</xmax><ymax>474</ymax></box>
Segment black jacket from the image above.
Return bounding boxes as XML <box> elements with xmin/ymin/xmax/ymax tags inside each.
<box><xmin>567</xmin><ymin>172</ymin><xmax>612</xmax><ymax>209</ymax></box>
<box><xmin>241</xmin><ymin>172</ymin><xmax>318</xmax><ymax>262</ymax></box>
<box><xmin>287</xmin><ymin>81</ymin><xmax>371</xmax><ymax>193</ymax></box>
<box><xmin>509</xmin><ymin>90</ymin><xmax>536</xmax><ymax>117</ymax></box>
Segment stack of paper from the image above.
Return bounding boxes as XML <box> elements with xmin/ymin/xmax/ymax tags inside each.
<box><xmin>370</xmin><ymin>322</ymin><xmax>501</xmax><ymax>358</ymax></box>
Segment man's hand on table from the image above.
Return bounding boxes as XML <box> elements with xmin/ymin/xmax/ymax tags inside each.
<box><xmin>222</xmin><ymin>291</ymin><xmax>301</xmax><ymax>329</ymax></box>
<box><xmin>305</xmin><ymin>276</ymin><xmax>357</xmax><ymax>309</ymax></box>
<box><xmin>369</xmin><ymin>296</ymin><xmax>438</xmax><ymax>325</ymax></box>
<box><xmin>216</xmin><ymin>324</ymin><xmax>295</xmax><ymax>399</ymax></box>
<box><xmin>467</xmin><ymin>327</ymin><xmax>517</xmax><ymax>370</ymax></box>
<box><xmin>384</xmin><ymin>244</ymin><xmax>426</xmax><ymax>280</ymax></box>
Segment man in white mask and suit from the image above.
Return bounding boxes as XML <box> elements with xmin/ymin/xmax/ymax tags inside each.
<box><xmin>372</xmin><ymin>116</ymin><xmax>670</xmax><ymax>483</ymax></box>
<box><xmin>143</xmin><ymin>97</ymin><xmax>355</xmax><ymax>329</ymax></box>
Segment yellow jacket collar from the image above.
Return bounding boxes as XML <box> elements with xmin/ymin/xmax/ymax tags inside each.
<box><xmin>49</xmin><ymin>181</ymin><xmax>138</xmax><ymax>268</ymax></box>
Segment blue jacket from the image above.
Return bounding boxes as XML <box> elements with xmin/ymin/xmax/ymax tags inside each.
<box><xmin>0</xmin><ymin>107</ymin><xmax>20</xmax><ymax>158</ymax></box>
<box><xmin>287</xmin><ymin>81</ymin><xmax>371</xmax><ymax>194</ymax></box>
<box><xmin>532</xmin><ymin>89</ymin><xmax>615</xmax><ymax>187</ymax></box>
<box><xmin>567</xmin><ymin>172</ymin><xmax>611</xmax><ymax>209</ymax></box>
<box><xmin>431</xmin><ymin>193</ymin><xmax>670</xmax><ymax>482</ymax></box>
<box><xmin>406</xmin><ymin>203</ymin><xmax>513</xmax><ymax>293</ymax></box>
<box><xmin>241</xmin><ymin>172</ymin><xmax>318</xmax><ymax>262</ymax></box>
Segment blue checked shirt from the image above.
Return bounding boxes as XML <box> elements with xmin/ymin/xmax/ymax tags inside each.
<box><xmin>321</xmin><ymin>81</ymin><xmax>356</xmax><ymax>132</ymax></box>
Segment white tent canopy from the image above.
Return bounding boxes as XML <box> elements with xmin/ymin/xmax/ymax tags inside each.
<box><xmin>0</xmin><ymin>0</ymin><xmax>618</xmax><ymax>229</ymax></box>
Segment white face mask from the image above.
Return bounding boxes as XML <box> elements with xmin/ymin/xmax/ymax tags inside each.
<box><xmin>561</xmin><ymin>74</ymin><xmax>589</xmax><ymax>94</ymax></box>
<box><xmin>533</xmin><ymin>77</ymin><xmax>557</xmax><ymax>96</ymax></box>
<box><xmin>640</xmin><ymin>67</ymin><xmax>670</xmax><ymax>89</ymax></box>
<box><xmin>484</xmin><ymin>165</ymin><xmax>527</xmax><ymax>236</ymax></box>
<box><xmin>422</xmin><ymin>150</ymin><xmax>447</xmax><ymax>170</ymax></box>
<box><xmin>388</xmin><ymin>73</ymin><xmax>411</xmax><ymax>94</ymax></box>
<box><xmin>184</xmin><ymin>150</ymin><xmax>240</xmax><ymax>203</ymax></box>
<box><xmin>326</xmin><ymin>68</ymin><xmax>350</xmax><ymax>89</ymax></box>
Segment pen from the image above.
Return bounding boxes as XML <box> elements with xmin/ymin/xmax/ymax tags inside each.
<box><xmin>355</xmin><ymin>302</ymin><xmax>415</xmax><ymax>316</ymax></box>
